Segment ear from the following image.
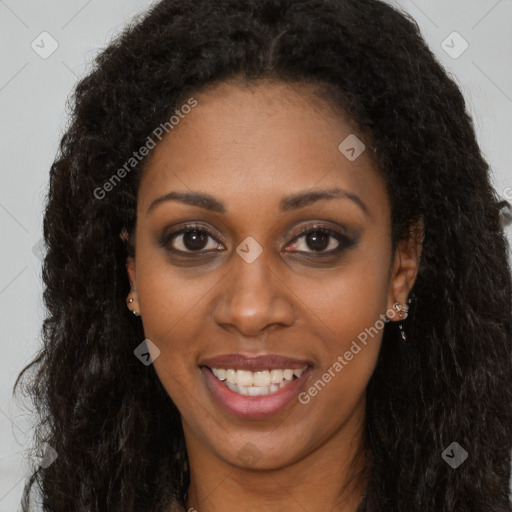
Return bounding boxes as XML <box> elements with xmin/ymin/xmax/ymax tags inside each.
<box><xmin>126</xmin><ymin>256</ymin><xmax>137</xmax><ymax>291</ymax></box>
<box><xmin>386</xmin><ymin>217</ymin><xmax>424</xmax><ymax>317</ymax></box>
<box><xmin>120</xmin><ymin>227</ymin><xmax>137</xmax><ymax>291</ymax></box>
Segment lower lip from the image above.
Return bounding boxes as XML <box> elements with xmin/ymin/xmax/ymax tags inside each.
<box><xmin>201</xmin><ymin>366</ymin><xmax>312</xmax><ymax>420</ymax></box>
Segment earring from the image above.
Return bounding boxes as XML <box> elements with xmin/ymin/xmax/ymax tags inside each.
<box><xmin>392</xmin><ymin>301</ymin><xmax>402</xmax><ymax>314</ymax></box>
<box><xmin>392</xmin><ymin>298</ymin><xmax>412</xmax><ymax>341</ymax></box>
<box><xmin>126</xmin><ymin>292</ymin><xmax>140</xmax><ymax>317</ymax></box>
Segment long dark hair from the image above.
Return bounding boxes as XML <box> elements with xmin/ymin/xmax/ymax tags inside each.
<box><xmin>14</xmin><ymin>0</ymin><xmax>512</xmax><ymax>510</ymax></box>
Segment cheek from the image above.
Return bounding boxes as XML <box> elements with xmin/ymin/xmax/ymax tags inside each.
<box><xmin>134</xmin><ymin>254</ymin><xmax>204</xmax><ymax>371</ymax></box>
<box><xmin>137</xmin><ymin>266</ymin><xmax>205</xmax><ymax>412</ymax></box>
<box><xmin>300</xmin><ymin>246</ymin><xmax>391</xmax><ymax>348</ymax></box>
<box><xmin>297</xmin><ymin>247</ymin><xmax>390</xmax><ymax>403</ymax></box>
<box><xmin>134</xmin><ymin>253</ymin><xmax>230</xmax><ymax>413</ymax></box>
<box><xmin>135</xmin><ymin>238</ymin><xmax>218</xmax><ymax>331</ymax></box>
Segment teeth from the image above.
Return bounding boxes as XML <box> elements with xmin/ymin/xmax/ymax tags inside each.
<box><xmin>253</xmin><ymin>370</ymin><xmax>271</xmax><ymax>386</ymax></box>
<box><xmin>283</xmin><ymin>369</ymin><xmax>294</xmax><ymax>381</ymax></box>
<box><xmin>247</xmin><ymin>385</ymin><xmax>270</xmax><ymax>396</ymax></box>
<box><xmin>226</xmin><ymin>369</ymin><xmax>237</xmax><ymax>384</ymax></box>
<box><xmin>236</xmin><ymin>370</ymin><xmax>253</xmax><ymax>386</ymax></box>
<box><xmin>224</xmin><ymin>380</ymin><xmax>293</xmax><ymax>396</ymax></box>
<box><xmin>209</xmin><ymin>366</ymin><xmax>308</xmax><ymax>396</ymax></box>
<box><xmin>270</xmin><ymin>369</ymin><xmax>283</xmax><ymax>383</ymax></box>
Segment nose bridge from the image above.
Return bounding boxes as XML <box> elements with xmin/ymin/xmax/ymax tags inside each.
<box><xmin>227</xmin><ymin>248</ymin><xmax>277</xmax><ymax>310</ymax></box>
<box><xmin>213</xmin><ymin>245</ymin><xmax>295</xmax><ymax>335</ymax></box>
<box><xmin>230</xmin><ymin>232</ymin><xmax>274</xmax><ymax>294</ymax></box>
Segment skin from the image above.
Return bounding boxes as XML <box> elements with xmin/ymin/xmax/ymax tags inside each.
<box><xmin>124</xmin><ymin>80</ymin><xmax>422</xmax><ymax>512</ymax></box>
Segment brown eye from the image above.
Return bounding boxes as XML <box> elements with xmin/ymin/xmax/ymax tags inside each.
<box><xmin>303</xmin><ymin>231</ymin><xmax>331</xmax><ymax>252</ymax></box>
<box><xmin>181</xmin><ymin>229</ymin><xmax>209</xmax><ymax>251</ymax></box>
<box><xmin>161</xmin><ymin>225</ymin><xmax>224</xmax><ymax>254</ymax></box>
<box><xmin>287</xmin><ymin>227</ymin><xmax>346</xmax><ymax>254</ymax></box>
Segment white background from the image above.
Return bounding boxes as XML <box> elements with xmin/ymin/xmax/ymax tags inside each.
<box><xmin>1</xmin><ymin>0</ymin><xmax>511</xmax><ymax>509</ymax></box>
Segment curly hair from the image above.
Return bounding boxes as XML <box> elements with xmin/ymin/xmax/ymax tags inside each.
<box><xmin>14</xmin><ymin>0</ymin><xmax>512</xmax><ymax>510</ymax></box>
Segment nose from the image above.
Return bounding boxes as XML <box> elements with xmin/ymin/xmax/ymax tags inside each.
<box><xmin>212</xmin><ymin>250</ymin><xmax>295</xmax><ymax>337</ymax></box>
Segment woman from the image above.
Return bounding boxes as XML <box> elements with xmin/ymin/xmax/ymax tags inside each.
<box><xmin>15</xmin><ymin>0</ymin><xmax>512</xmax><ymax>510</ymax></box>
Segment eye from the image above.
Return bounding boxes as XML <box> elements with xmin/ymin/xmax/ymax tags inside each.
<box><xmin>285</xmin><ymin>225</ymin><xmax>351</xmax><ymax>255</ymax></box>
<box><xmin>160</xmin><ymin>224</ymin><xmax>224</xmax><ymax>254</ymax></box>
<box><xmin>159</xmin><ymin>222</ymin><xmax>355</xmax><ymax>257</ymax></box>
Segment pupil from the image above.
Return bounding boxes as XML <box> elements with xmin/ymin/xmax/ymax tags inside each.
<box><xmin>184</xmin><ymin>230</ymin><xmax>207</xmax><ymax>250</ymax></box>
<box><xmin>306</xmin><ymin>231</ymin><xmax>329</xmax><ymax>251</ymax></box>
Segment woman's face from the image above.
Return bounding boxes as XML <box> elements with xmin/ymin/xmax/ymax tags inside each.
<box><xmin>126</xmin><ymin>81</ymin><xmax>420</xmax><ymax>471</ymax></box>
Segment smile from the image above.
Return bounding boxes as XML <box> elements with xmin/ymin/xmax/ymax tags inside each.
<box><xmin>210</xmin><ymin>367</ymin><xmax>307</xmax><ymax>396</ymax></box>
<box><xmin>199</xmin><ymin>354</ymin><xmax>313</xmax><ymax>419</ymax></box>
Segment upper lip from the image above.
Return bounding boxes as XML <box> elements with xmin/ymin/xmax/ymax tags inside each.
<box><xmin>200</xmin><ymin>354</ymin><xmax>313</xmax><ymax>371</ymax></box>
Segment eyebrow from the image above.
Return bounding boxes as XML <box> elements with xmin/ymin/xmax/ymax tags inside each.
<box><xmin>146</xmin><ymin>187</ymin><xmax>368</xmax><ymax>216</ymax></box>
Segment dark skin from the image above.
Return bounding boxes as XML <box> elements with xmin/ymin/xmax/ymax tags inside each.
<box><xmin>124</xmin><ymin>81</ymin><xmax>422</xmax><ymax>512</ymax></box>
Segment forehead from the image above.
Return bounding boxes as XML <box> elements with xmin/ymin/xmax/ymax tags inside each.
<box><xmin>137</xmin><ymin>81</ymin><xmax>389</xmax><ymax>221</ymax></box>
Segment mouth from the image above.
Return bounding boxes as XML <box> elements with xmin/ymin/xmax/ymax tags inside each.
<box><xmin>199</xmin><ymin>354</ymin><xmax>313</xmax><ymax>419</ymax></box>
<box><xmin>207</xmin><ymin>366</ymin><xmax>307</xmax><ymax>396</ymax></box>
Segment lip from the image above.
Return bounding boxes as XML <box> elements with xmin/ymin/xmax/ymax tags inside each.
<box><xmin>201</xmin><ymin>364</ymin><xmax>313</xmax><ymax>420</ymax></box>
<box><xmin>199</xmin><ymin>353</ymin><xmax>313</xmax><ymax>371</ymax></box>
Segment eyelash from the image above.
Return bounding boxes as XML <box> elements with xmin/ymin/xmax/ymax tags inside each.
<box><xmin>159</xmin><ymin>222</ymin><xmax>354</xmax><ymax>257</ymax></box>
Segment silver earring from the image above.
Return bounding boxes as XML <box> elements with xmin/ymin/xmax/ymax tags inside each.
<box><xmin>398</xmin><ymin>322</ymin><xmax>406</xmax><ymax>341</ymax></box>
<box><xmin>126</xmin><ymin>292</ymin><xmax>140</xmax><ymax>317</ymax></box>
<box><xmin>393</xmin><ymin>298</ymin><xmax>412</xmax><ymax>341</ymax></box>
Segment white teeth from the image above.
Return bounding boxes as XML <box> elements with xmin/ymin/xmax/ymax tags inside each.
<box><xmin>237</xmin><ymin>384</ymin><xmax>249</xmax><ymax>396</ymax></box>
<box><xmin>270</xmin><ymin>369</ymin><xmax>283</xmax><ymax>383</ymax></box>
<box><xmin>224</xmin><ymin>381</ymin><xmax>236</xmax><ymax>393</ymax></box>
<box><xmin>253</xmin><ymin>370</ymin><xmax>271</xmax><ymax>386</ymax></box>
<box><xmin>236</xmin><ymin>370</ymin><xmax>253</xmax><ymax>386</ymax></box>
<box><xmin>224</xmin><ymin>380</ymin><xmax>293</xmax><ymax>396</ymax></box>
<box><xmin>226</xmin><ymin>369</ymin><xmax>237</xmax><ymax>384</ymax></box>
<box><xmin>210</xmin><ymin>366</ymin><xmax>308</xmax><ymax>396</ymax></box>
<box><xmin>283</xmin><ymin>369</ymin><xmax>294</xmax><ymax>381</ymax></box>
<box><xmin>247</xmin><ymin>385</ymin><xmax>269</xmax><ymax>396</ymax></box>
